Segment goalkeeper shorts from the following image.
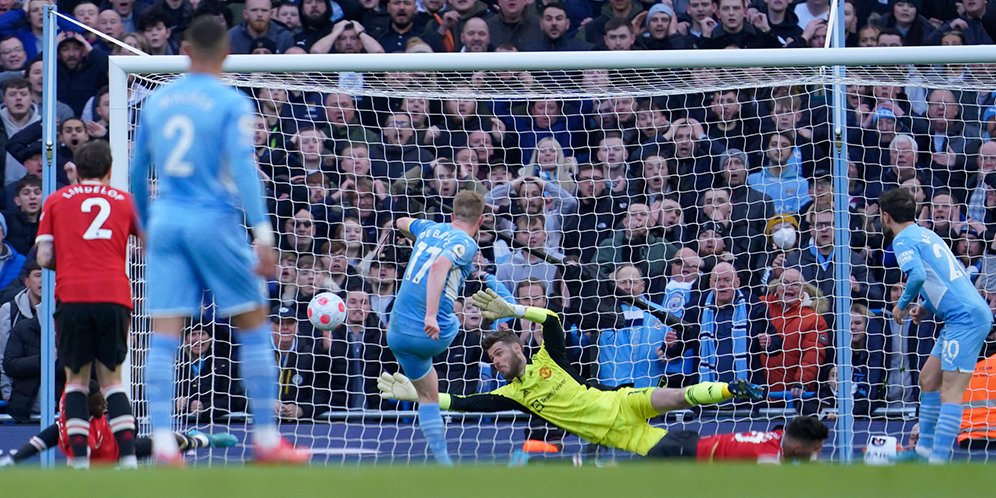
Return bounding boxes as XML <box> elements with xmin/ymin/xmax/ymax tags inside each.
<box><xmin>597</xmin><ymin>387</ymin><xmax>667</xmax><ymax>457</ymax></box>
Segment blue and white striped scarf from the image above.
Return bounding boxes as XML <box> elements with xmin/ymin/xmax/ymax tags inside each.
<box><xmin>697</xmin><ymin>290</ymin><xmax>749</xmax><ymax>383</ymax></box>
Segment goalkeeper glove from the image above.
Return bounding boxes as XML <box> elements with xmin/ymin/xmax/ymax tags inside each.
<box><xmin>472</xmin><ymin>289</ymin><xmax>520</xmax><ymax>321</ymax></box>
<box><xmin>377</xmin><ymin>372</ymin><xmax>418</xmax><ymax>402</ymax></box>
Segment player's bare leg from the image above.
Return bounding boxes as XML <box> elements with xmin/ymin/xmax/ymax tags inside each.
<box><xmin>63</xmin><ymin>363</ymin><xmax>93</xmax><ymax>470</ymax></box>
<box><xmin>147</xmin><ymin>316</ymin><xmax>185</xmax><ymax>466</ymax></box>
<box><xmin>95</xmin><ymin>362</ymin><xmax>138</xmax><ymax>468</ymax></box>
<box><xmin>232</xmin><ymin>307</ymin><xmax>309</xmax><ymax>464</ymax></box>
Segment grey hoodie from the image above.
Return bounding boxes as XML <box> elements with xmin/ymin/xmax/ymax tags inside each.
<box><xmin>1</xmin><ymin>104</ymin><xmax>41</xmax><ymax>185</ymax></box>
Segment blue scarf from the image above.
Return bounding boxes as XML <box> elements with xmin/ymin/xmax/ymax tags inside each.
<box><xmin>698</xmin><ymin>290</ymin><xmax>749</xmax><ymax>383</ymax></box>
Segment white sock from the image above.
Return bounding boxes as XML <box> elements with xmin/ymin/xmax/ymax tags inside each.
<box><xmin>254</xmin><ymin>426</ymin><xmax>280</xmax><ymax>449</ymax></box>
<box><xmin>68</xmin><ymin>457</ymin><xmax>90</xmax><ymax>470</ymax></box>
<box><xmin>117</xmin><ymin>455</ymin><xmax>138</xmax><ymax>469</ymax></box>
<box><xmin>153</xmin><ymin>429</ymin><xmax>179</xmax><ymax>454</ymax></box>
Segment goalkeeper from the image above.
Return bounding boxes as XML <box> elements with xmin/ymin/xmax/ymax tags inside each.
<box><xmin>379</xmin><ymin>289</ymin><xmax>764</xmax><ymax>458</ymax></box>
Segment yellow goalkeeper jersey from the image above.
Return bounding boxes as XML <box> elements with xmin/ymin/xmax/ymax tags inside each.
<box><xmin>441</xmin><ymin>310</ymin><xmax>666</xmax><ymax>455</ymax></box>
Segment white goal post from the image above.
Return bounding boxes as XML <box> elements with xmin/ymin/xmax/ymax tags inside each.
<box><xmin>107</xmin><ymin>45</ymin><xmax>996</xmax><ymax>465</ymax></box>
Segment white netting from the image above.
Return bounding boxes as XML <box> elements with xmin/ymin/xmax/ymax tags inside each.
<box><xmin>122</xmin><ymin>60</ymin><xmax>996</xmax><ymax>464</ymax></box>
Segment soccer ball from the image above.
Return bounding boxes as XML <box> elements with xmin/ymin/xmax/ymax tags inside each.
<box><xmin>307</xmin><ymin>292</ymin><xmax>346</xmax><ymax>330</ymax></box>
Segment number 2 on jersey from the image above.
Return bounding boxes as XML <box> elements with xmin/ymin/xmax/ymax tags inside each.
<box><xmin>932</xmin><ymin>242</ymin><xmax>965</xmax><ymax>281</ymax></box>
<box><xmin>81</xmin><ymin>197</ymin><xmax>112</xmax><ymax>240</ymax></box>
<box><xmin>163</xmin><ymin>115</ymin><xmax>194</xmax><ymax>177</ymax></box>
<box><xmin>405</xmin><ymin>241</ymin><xmax>442</xmax><ymax>284</ymax></box>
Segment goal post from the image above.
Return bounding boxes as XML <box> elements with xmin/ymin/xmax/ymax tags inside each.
<box><xmin>107</xmin><ymin>45</ymin><xmax>996</xmax><ymax>465</ymax></box>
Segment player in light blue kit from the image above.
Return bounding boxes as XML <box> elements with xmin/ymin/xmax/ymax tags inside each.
<box><xmin>129</xmin><ymin>16</ymin><xmax>308</xmax><ymax>465</ymax></box>
<box><xmin>387</xmin><ymin>190</ymin><xmax>485</xmax><ymax>465</ymax></box>
<box><xmin>880</xmin><ymin>188</ymin><xmax>994</xmax><ymax>463</ymax></box>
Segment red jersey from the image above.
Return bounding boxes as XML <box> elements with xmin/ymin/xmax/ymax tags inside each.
<box><xmin>697</xmin><ymin>430</ymin><xmax>783</xmax><ymax>463</ymax></box>
<box><xmin>57</xmin><ymin>394</ymin><xmax>119</xmax><ymax>463</ymax></box>
<box><xmin>35</xmin><ymin>182</ymin><xmax>140</xmax><ymax>308</ymax></box>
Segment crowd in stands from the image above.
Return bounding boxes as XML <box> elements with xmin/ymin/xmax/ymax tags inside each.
<box><xmin>1</xmin><ymin>0</ymin><xmax>996</xmax><ymax>424</ymax></box>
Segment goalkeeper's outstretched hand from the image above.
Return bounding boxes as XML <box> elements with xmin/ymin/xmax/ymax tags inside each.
<box><xmin>377</xmin><ymin>372</ymin><xmax>418</xmax><ymax>402</ymax></box>
<box><xmin>472</xmin><ymin>289</ymin><xmax>516</xmax><ymax>321</ymax></box>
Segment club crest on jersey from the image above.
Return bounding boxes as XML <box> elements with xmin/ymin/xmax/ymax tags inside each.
<box><xmin>539</xmin><ymin>367</ymin><xmax>552</xmax><ymax>379</ymax></box>
<box><xmin>452</xmin><ymin>244</ymin><xmax>466</xmax><ymax>258</ymax></box>
<box><xmin>665</xmin><ymin>293</ymin><xmax>686</xmax><ymax>313</ymax></box>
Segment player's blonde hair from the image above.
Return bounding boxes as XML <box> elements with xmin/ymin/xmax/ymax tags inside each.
<box><xmin>453</xmin><ymin>190</ymin><xmax>485</xmax><ymax>223</ymax></box>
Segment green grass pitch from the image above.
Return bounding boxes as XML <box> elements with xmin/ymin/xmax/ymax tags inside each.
<box><xmin>2</xmin><ymin>462</ymin><xmax>993</xmax><ymax>498</ymax></box>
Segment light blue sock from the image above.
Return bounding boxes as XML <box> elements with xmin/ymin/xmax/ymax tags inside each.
<box><xmin>917</xmin><ymin>391</ymin><xmax>941</xmax><ymax>454</ymax></box>
<box><xmin>147</xmin><ymin>334</ymin><xmax>180</xmax><ymax>435</ymax></box>
<box><xmin>238</xmin><ymin>325</ymin><xmax>278</xmax><ymax>431</ymax></box>
<box><xmin>930</xmin><ymin>402</ymin><xmax>964</xmax><ymax>463</ymax></box>
<box><xmin>418</xmin><ymin>403</ymin><xmax>452</xmax><ymax>466</ymax></box>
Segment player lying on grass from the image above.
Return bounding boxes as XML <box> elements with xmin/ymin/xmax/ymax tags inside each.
<box><xmin>0</xmin><ymin>385</ymin><xmax>236</xmax><ymax>467</ymax></box>
<box><xmin>378</xmin><ymin>289</ymin><xmax>764</xmax><ymax>458</ymax></box>
<box><xmin>647</xmin><ymin>415</ymin><xmax>828</xmax><ymax>463</ymax></box>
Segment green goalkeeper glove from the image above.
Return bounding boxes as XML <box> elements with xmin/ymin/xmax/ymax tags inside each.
<box><xmin>377</xmin><ymin>372</ymin><xmax>418</xmax><ymax>402</ymax></box>
<box><xmin>472</xmin><ymin>289</ymin><xmax>519</xmax><ymax>321</ymax></box>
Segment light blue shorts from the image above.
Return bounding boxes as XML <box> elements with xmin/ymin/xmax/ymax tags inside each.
<box><xmin>387</xmin><ymin>319</ymin><xmax>458</xmax><ymax>381</ymax></box>
<box><xmin>146</xmin><ymin>217</ymin><xmax>266</xmax><ymax>318</ymax></box>
<box><xmin>931</xmin><ymin>310</ymin><xmax>994</xmax><ymax>373</ymax></box>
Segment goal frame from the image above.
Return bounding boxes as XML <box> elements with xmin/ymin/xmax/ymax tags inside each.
<box><xmin>99</xmin><ymin>36</ymin><xmax>996</xmax><ymax>465</ymax></box>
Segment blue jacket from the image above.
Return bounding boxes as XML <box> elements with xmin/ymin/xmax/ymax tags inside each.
<box><xmin>747</xmin><ymin>157</ymin><xmax>811</xmax><ymax>215</ymax></box>
<box><xmin>0</xmin><ymin>241</ymin><xmax>25</xmax><ymax>290</ymax></box>
<box><xmin>595</xmin><ymin>299</ymin><xmax>666</xmax><ymax>388</ymax></box>
<box><xmin>0</xmin><ymin>9</ymin><xmax>82</xmax><ymax>59</ymax></box>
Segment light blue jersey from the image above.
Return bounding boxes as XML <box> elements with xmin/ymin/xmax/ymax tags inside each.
<box><xmin>388</xmin><ymin>219</ymin><xmax>478</xmax><ymax>380</ymax></box>
<box><xmin>130</xmin><ymin>73</ymin><xmax>266</xmax><ymax>229</ymax></box>
<box><xmin>130</xmin><ymin>73</ymin><xmax>268</xmax><ymax>316</ymax></box>
<box><xmin>894</xmin><ymin>224</ymin><xmax>993</xmax><ymax>372</ymax></box>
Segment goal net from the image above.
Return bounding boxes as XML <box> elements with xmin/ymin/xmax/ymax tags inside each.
<box><xmin>116</xmin><ymin>53</ymin><xmax>996</xmax><ymax>464</ymax></box>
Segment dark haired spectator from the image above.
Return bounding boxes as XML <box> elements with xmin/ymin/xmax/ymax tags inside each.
<box><xmin>0</xmin><ymin>212</ymin><xmax>24</xmax><ymax>291</ymax></box>
<box><xmin>912</xmin><ymin>88</ymin><xmax>982</xmax><ymax>201</ymax></box>
<box><xmin>0</xmin><ymin>0</ymin><xmax>84</xmax><ymax>59</ymax></box>
<box><xmin>747</xmin><ymin>131</ymin><xmax>811</xmax><ymax>215</ymax></box>
<box><xmin>270</xmin><ymin>306</ymin><xmax>326</xmax><ymax>419</ymax></box>
<box><xmin>874</xmin><ymin>0</ymin><xmax>933</xmax><ymax>46</ymax></box>
<box><xmin>634</xmin><ymin>3</ymin><xmax>692</xmax><ymax>50</ymax></box>
<box><xmin>433</xmin><ymin>296</ymin><xmax>484</xmax><ymax>395</ymax></box>
<box><xmin>228</xmin><ymin>0</ymin><xmax>296</xmax><ymax>54</ymax></box>
<box><xmin>23</xmin><ymin>57</ymin><xmax>72</xmax><ymax>125</ymax></box>
<box><xmin>521</xmin><ymin>2</ymin><xmax>592</xmax><ymax>51</ymax></box>
<box><xmin>719</xmin><ymin>148</ymin><xmax>775</xmax><ymax>237</ymax></box>
<box><xmin>310</xmin><ymin>19</ymin><xmax>385</xmax><ymax>54</ymax></box>
<box><xmin>321</xmin><ymin>92</ymin><xmax>379</xmax><ymax>157</ymax></box>
<box><xmin>294</xmin><ymin>0</ymin><xmax>339</xmax><ymax>51</ymax></box>
<box><xmin>174</xmin><ymin>324</ymin><xmax>248</xmax><ymax>420</ymax></box>
<box><xmin>369</xmin><ymin>0</ymin><xmax>426</xmax><ymax>53</ymax></box>
<box><xmin>760</xmin><ymin>0</ymin><xmax>803</xmax><ymax>47</ymax></box>
<box><xmin>561</xmin><ymin>163</ymin><xmax>627</xmax><ymax>263</ymax></box>
<box><xmin>72</xmin><ymin>2</ymin><xmax>100</xmax><ymax>33</ymax></box>
<box><xmin>705</xmin><ymin>89</ymin><xmax>763</xmax><ymax>162</ymax></box>
<box><xmin>419</xmin><ymin>0</ymin><xmax>491</xmax><ymax>53</ymax></box>
<box><xmin>108</xmin><ymin>0</ymin><xmax>149</xmax><ymax>32</ymax></box>
<box><xmin>274</xmin><ymin>1</ymin><xmax>301</xmax><ymax>34</ymax></box>
<box><xmin>137</xmin><ymin>6</ymin><xmax>177</xmax><ymax>55</ymax></box>
<box><xmin>495</xmin><ymin>215</ymin><xmax>562</xmax><ymax>296</ymax></box>
<box><xmin>57</xmin><ymin>118</ymin><xmax>89</xmax><ymax>162</ymax></box>
<box><xmin>3</xmin><ymin>174</ymin><xmax>40</xmax><ymax>254</ymax></box>
<box><xmin>0</xmin><ymin>35</ymin><xmax>25</xmax><ymax>81</ymax></box>
<box><xmin>583</xmin><ymin>0</ymin><xmax>642</xmax><ymax>47</ymax></box>
<box><xmin>0</xmin><ymin>259</ymin><xmax>38</xmax><ymax>402</ymax></box>
<box><xmin>370</xmin><ymin>113</ymin><xmax>435</xmax><ymax>183</ymax></box>
<box><xmin>877</xmin><ymin>26</ymin><xmax>905</xmax><ymax>47</ymax></box>
<box><xmin>54</xmin><ymin>31</ymin><xmax>108</xmax><ymax>118</ymax></box>
<box><xmin>193</xmin><ymin>0</ymin><xmax>233</xmax><ymax>28</ymax></box>
<box><xmin>486</xmin><ymin>175</ymin><xmax>577</xmax><ymax>252</ymax></box>
<box><xmin>700</xmin><ymin>0</ymin><xmax>780</xmax><ymax>49</ymax></box>
<box><xmin>151</xmin><ymin>0</ymin><xmax>193</xmax><ymax>42</ymax></box>
<box><xmin>595</xmin><ymin>202</ymin><xmax>676</xmax><ymax>278</ymax></box>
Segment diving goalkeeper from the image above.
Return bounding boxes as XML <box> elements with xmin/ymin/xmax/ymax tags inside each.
<box><xmin>378</xmin><ymin>289</ymin><xmax>764</xmax><ymax>458</ymax></box>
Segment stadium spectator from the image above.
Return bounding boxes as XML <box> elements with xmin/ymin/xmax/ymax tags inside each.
<box><xmin>794</xmin><ymin>0</ymin><xmax>829</xmax><ymax>29</ymax></box>
<box><xmin>700</xmin><ymin>0</ymin><xmax>779</xmax><ymax>49</ymax></box>
<box><xmin>857</xmin><ymin>22</ymin><xmax>881</xmax><ymax>47</ymax></box>
<box><xmin>561</xmin><ymin>163</ymin><xmax>625</xmax><ymax>262</ymax></box>
<box><xmin>666</xmin><ymin>261</ymin><xmax>771</xmax><ymax>388</ymax></box>
<box><xmin>761</xmin><ymin>0</ymin><xmax>804</xmax><ymax>47</ymax></box>
<box><xmin>138</xmin><ymin>7</ymin><xmax>177</xmax><ymax>55</ymax></box>
<box><xmin>598</xmin><ymin>17</ymin><xmax>637</xmax><ymax>51</ymax></box>
<box><xmin>654</xmin><ymin>247</ymin><xmax>701</xmax><ymax>383</ymax></box>
<box><xmin>914</xmin><ymin>88</ymin><xmax>981</xmax><ymax>200</ymax></box>
<box><xmin>919</xmin><ymin>189</ymin><xmax>962</xmax><ymax>244</ymax></box>
<box><xmin>786</xmin><ymin>208</ymin><xmax>884</xmax><ymax>311</ymax></box>
<box><xmin>1</xmin><ymin>78</ymin><xmax>38</xmax><ymax>186</ymax></box>
<box><xmin>294</xmin><ymin>0</ymin><xmax>337</xmax><ymax>51</ymax></box>
<box><xmin>759</xmin><ymin>268</ymin><xmax>829</xmax><ymax>396</ymax></box>
<box><xmin>747</xmin><ymin>132</ymin><xmax>812</xmax><ymax>215</ymax></box>
<box><xmin>275</xmin><ymin>1</ymin><xmax>302</xmax><ymax>34</ymax></box>
<box><xmin>486</xmin><ymin>0</ymin><xmax>542</xmax><ymax>50</ymax></box>
<box><xmin>0</xmin><ymin>36</ymin><xmax>25</xmax><ymax>81</ymax></box>
<box><xmin>174</xmin><ymin>324</ymin><xmax>248</xmax><ymax>419</ymax></box>
<box><xmin>0</xmin><ymin>212</ymin><xmax>24</xmax><ymax>290</ymax></box>
<box><xmin>584</xmin><ymin>0</ymin><xmax>643</xmax><ymax>47</ymax></box>
<box><xmin>486</xmin><ymin>175</ymin><xmax>577</xmax><ymax>252</ymax></box>
<box><xmin>521</xmin><ymin>2</ymin><xmax>592</xmax><ymax>51</ymax></box>
<box><xmin>271</xmin><ymin>305</ymin><xmax>324</xmax><ymax>420</ymax></box>
<box><xmin>508</xmin><ymin>279</ymin><xmax>553</xmax><ymax>359</ymax></box>
<box><xmin>878</xmin><ymin>133</ymin><xmax>933</xmax><ymax>194</ymax></box>
<box><xmin>596</xmin><ymin>202</ymin><xmax>676</xmax><ymax>278</ymax></box>
<box><xmin>706</xmin><ymin>90</ymin><xmax>763</xmax><ymax>164</ymax></box>
<box><xmin>24</xmin><ymin>58</ymin><xmax>73</xmax><ymax>126</ymax></box>
<box><xmin>310</xmin><ymin>20</ymin><xmax>385</xmax><ymax>54</ymax></box>
<box><xmin>57</xmin><ymin>118</ymin><xmax>90</xmax><ymax>162</ymax></box>
<box><xmin>391</xmin><ymin>158</ymin><xmax>485</xmax><ymax>221</ymax></box>
<box><xmin>459</xmin><ymin>17</ymin><xmax>490</xmax><ymax>52</ymax></box>
<box><xmin>54</xmin><ymin>31</ymin><xmax>108</xmax><ymax>119</ymax></box>
<box><xmin>667</xmin><ymin>119</ymin><xmax>715</xmax><ymax>211</ymax></box>
<box><xmin>633</xmin><ymin>153</ymin><xmax>673</xmax><ymax>207</ymax></box>
<box><xmin>495</xmin><ymin>214</ymin><xmax>563</xmax><ymax>297</ymax></box>
<box><xmin>322</xmin><ymin>93</ymin><xmax>378</xmax><ymax>160</ymax></box>
<box><xmin>924</xmin><ymin>0</ymin><xmax>994</xmax><ymax>45</ymax></box>
<box><xmin>634</xmin><ymin>3</ymin><xmax>692</xmax><ymax>50</ymax></box>
<box><xmin>72</xmin><ymin>2</ymin><xmax>100</xmax><ymax>32</ymax></box>
<box><xmin>317</xmin><ymin>240</ymin><xmax>365</xmax><ymax>293</ymax></box>
<box><xmin>0</xmin><ymin>260</ymin><xmax>38</xmax><ymax>402</ymax></box>
<box><xmin>228</xmin><ymin>0</ymin><xmax>296</xmax><ymax>54</ymax></box>
<box><xmin>875</xmin><ymin>0</ymin><xmax>932</xmax><ymax>47</ymax></box>
<box><xmin>434</xmin><ymin>296</ymin><xmax>484</xmax><ymax>396</ymax></box>
<box><xmin>281</xmin><ymin>207</ymin><xmax>319</xmax><ymax>256</ymax></box>
<box><xmin>369</xmin><ymin>0</ymin><xmax>421</xmax><ymax>53</ymax></box>
<box><xmin>96</xmin><ymin>9</ymin><xmax>126</xmax><ymax>43</ymax></box>
<box><xmin>966</xmin><ymin>141</ymin><xmax>996</xmax><ymax>227</ymax></box>
<box><xmin>365</xmin><ymin>252</ymin><xmax>398</xmax><ymax>326</ymax></box>
<box><xmin>719</xmin><ymin>148</ymin><xmax>775</xmax><ymax>237</ymax></box>
<box><xmin>316</xmin><ymin>289</ymin><xmax>397</xmax><ymax>410</ymax></box>
<box><xmin>494</xmin><ymin>97</ymin><xmax>583</xmax><ymax>163</ymax></box>
<box><xmin>2</xmin><ymin>315</ymin><xmax>64</xmax><ymax>423</ymax></box>
<box><xmin>2</xmin><ymin>174</ymin><xmax>39</xmax><ymax>255</ymax></box>
<box><xmin>594</xmin><ymin>264</ymin><xmax>666</xmax><ymax>388</ymax></box>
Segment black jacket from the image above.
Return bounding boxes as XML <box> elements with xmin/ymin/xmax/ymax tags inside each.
<box><xmin>313</xmin><ymin>319</ymin><xmax>398</xmax><ymax>411</ymax></box>
<box><xmin>175</xmin><ymin>340</ymin><xmax>248</xmax><ymax>420</ymax></box>
<box><xmin>2</xmin><ymin>316</ymin><xmax>63</xmax><ymax>423</ymax></box>
<box><xmin>2</xmin><ymin>209</ymin><xmax>38</xmax><ymax>256</ymax></box>
<box><xmin>434</xmin><ymin>329</ymin><xmax>483</xmax><ymax>396</ymax></box>
<box><xmin>561</xmin><ymin>192</ymin><xmax>628</xmax><ymax>262</ymax></box>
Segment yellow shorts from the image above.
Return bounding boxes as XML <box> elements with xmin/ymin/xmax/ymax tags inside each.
<box><xmin>597</xmin><ymin>387</ymin><xmax>668</xmax><ymax>456</ymax></box>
